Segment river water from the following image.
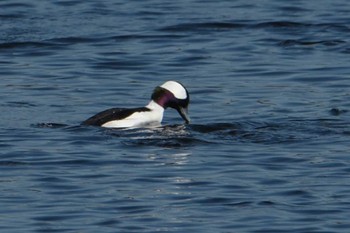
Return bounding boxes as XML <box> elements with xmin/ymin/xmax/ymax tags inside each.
<box><xmin>1</xmin><ymin>1</ymin><xmax>350</xmax><ymax>232</ymax></box>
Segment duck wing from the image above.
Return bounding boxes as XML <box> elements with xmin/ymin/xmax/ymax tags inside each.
<box><xmin>82</xmin><ymin>107</ymin><xmax>150</xmax><ymax>126</ymax></box>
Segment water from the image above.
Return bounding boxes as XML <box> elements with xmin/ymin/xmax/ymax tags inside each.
<box><xmin>1</xmin><ymin>0</ymin><xmax>350</xmax><ymax>232</ymax></box>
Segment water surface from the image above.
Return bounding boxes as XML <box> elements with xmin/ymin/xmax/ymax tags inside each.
<box><xmin>1</xmin><ymin>1</ymin><xmax>350</xmax><ymax>232</ymax></box>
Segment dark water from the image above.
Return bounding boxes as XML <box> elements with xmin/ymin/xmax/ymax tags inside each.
<box><xmin>1</xmin><ymin>1</ymin><xmax>350</xmax><ymax>232</ymax></box>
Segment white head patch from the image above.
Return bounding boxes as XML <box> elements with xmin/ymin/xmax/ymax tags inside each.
<box><xmin>160</xmin><ymin>81</ymin><xmax>187</xmax><ymax>100</ymax></box>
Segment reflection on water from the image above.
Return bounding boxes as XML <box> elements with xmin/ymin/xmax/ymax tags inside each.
<box><xmin>148</xmin><ymin>152</ymin><xmax>191</xmax><ymax>166</ymax></box>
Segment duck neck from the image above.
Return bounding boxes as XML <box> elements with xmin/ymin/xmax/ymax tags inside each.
<box><xmin>146</xmin><ymin>100</ymin><xmax>164</xmax><ymax>112</ymax></box>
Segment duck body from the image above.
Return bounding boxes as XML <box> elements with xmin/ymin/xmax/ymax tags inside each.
<box><xmin>82</xmin><ymin>81</ymin><xmax>190</xmax><ymax>129</ymax></box>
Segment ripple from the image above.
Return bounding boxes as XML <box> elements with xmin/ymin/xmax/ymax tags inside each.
<box><xmin>107</xmin><ymin>125</ymin><xmax>212</xmax><ymax>147</ymax></box>
<box><xmin>0</xmin><ymin>14</ymin><xmax>24</xmax><ymax>19</ymax></box>
<box><xmin>0</xmin><ymin>3</ymin><xmax>34</xmax><ymax>8</ymax></box>
<box><xmin>195</xmin><ymin>197</ymin><xmax>234</xmax><ymax>204</ymax></box>
<box><xmin>255</xmin><ymin>21</ymin><xmax>310</xmax><ymax>28</ymax></box>
<box><xmin>122</xmin><ymin>137</ymin><xmax>208</xmax><ymax>148</ymax></box>
<box><xmin>32</xmin><ymin>123</ymin><xmax>69</xmax><ymax>128</ymax></box>
<box><xmin>68</xmin><ymin>118</ymin><xmax>350</xmax><ymax>147</ymax></box>
<box><xmin>159</xmin><ymin>20</ymin><xmax>350</xmax><ymax>33</ymax></box>
<box><xmin>278</xmin><ymin>39</ymin><xmax>346</xmax><ymax>47</ymax></box>
<box><xmin>0</xmin><ymin>41</ymin><xmax>58</xmax><ymax>50</ymax></box>
<box><xmin>48</xmin><ymin>36</ymin><xmax>103</xmax><ymax>44</ymax></box>
<box><xmin>109</xmin><ymin>34</ymin><xmax>187</xmax><ymax>41</ymax></box>
<box><xmin>329</xmin><ymin>108</ymin><xmax>348</xmax><ymax>116</ymax></box>
<box><xmin>159</xmin><ymin>22</ymin><xmax>245</xmax><ymax>32</ymax></box>
<box><xmin>3</xmin><ymin>101</ymin><xmax>37</xmax><ymax>108</ymax></box>
<box><xmin>92</xmin><ymin>60</ymin><xmax>151</xmax><ymax>70</ymax></box>
<box><xmin>0</xmin><ymin>161</ymin><xmax>28</xmax><ymax>167</ymax></box>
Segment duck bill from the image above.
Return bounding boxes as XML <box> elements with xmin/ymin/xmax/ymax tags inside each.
<box><xmin>177</xmin><ymin>107</ymin><xmax>190</xmax><ymax>124</ymax></box>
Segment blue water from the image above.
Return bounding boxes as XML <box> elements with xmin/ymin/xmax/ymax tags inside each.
<box><xmin>1</xmin><ymin>1</ymin><xmax>350</xmax><ymax>232</ymax></box>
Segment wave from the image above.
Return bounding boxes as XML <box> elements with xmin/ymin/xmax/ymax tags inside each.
<box><xmin>2</xmin><ymin>20</ymin><xmax>347</xmax><ymax>52</ymax></box>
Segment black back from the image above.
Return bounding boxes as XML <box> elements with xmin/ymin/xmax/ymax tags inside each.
<box><xmin>82</xmin><ymin>107</ymin><xmax>150</xmax><ymax>126</ymax></box>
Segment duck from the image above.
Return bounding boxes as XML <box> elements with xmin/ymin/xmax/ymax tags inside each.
<box><xmin>82</xmin><ymin>81</ymin><xmax>190</xmax><ymax>128</ymax></box>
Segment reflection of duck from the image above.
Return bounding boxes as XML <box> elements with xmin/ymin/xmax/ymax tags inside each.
<box><xmin>82</xmin><ymin>81</ymin><xmax>190</xmax><ymax>128</ymax></box>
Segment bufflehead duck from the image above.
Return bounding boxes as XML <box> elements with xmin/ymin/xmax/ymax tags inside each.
<box><xmin>82</xmin><ymin>81</ymin><xmax>190</xmax><ymax>128</ymax></box>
